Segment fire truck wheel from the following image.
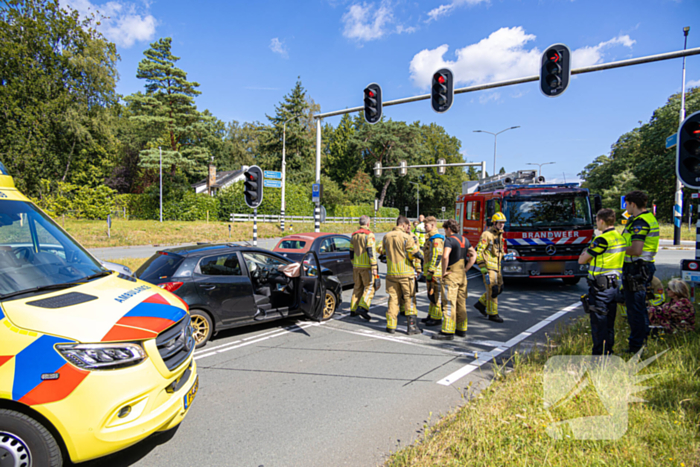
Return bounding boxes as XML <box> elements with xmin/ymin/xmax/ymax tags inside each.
<box><xmin>562</xmin><ymin>277</ymin><xmax>581</xmax><ymax>286</ymax></box>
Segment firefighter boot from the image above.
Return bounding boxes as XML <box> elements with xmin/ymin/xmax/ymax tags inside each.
<box><xmin>455</xmin><ymin>330</ymin><xmax>468</xmax><ymax>337</ymax></box>
<box><xmin>406</xmin><ymin>315</ymin><xmax>421</xmax><ymax>335</ymax></box>
<box><xmin>431</xmin><ymin>331</ymin><xmax>454</xmax><ymax>341</ymax></box>
<box><xmin>488</xmin><ymin>314</ymin><xmax>504</xmax><ymax>323</ymax></box>
<box><xmin>474</xmin><ymin>301</ymin><xmax>487</xmax><ymax>317</ymax></box>
<box><xmin>423</xmin><ymin>318</ymin><xmax>442</xmax><ymax>327</ymax></box>
<box><xmin>357</xmin><ymin>306</ymin><xmax>372</xmax><ymax>322</ymax></box>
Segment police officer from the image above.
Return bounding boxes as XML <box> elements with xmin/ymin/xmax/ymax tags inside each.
<box><xmin>421</xmin><ymin>216</ymin><xmax>445</xmax><ymax>327</ymax></box>
<box><xmin>414</xmin><ymin>214</ymin><xmax>427</xmax><ymax>249</ymax></box>
<box><xmin>432</xmin><ymin>219</ymin><xmax>476</xmax><ymax>340</ymax></box>
<box><xmin>578</xmin><ymin>208</ymin><xmax>626</xmax><ymax>355</ymax></box>
<box><xmin>621</xmin><ymin>190</ymin><xmax>660</xmax><ymax>353</ymax></box>
<box><xmin>383</xmin><ymin>216</ymin><xmax>423</xmax><ymax>334</ymax></box>
<box><xmin>475</xmin><ymin>212</ymin><xmax>506</xmax><ymax>323</ymax></box>
<box><xmin>349</xmin><ymin>215</ymin><xmax>378</xmax><ymax>321</ymax></box>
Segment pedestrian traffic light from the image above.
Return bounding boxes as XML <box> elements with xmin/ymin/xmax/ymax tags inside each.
<box><xmin>243</xmin><ymin>165</ymin><xmax>263</xmax><ymax>208</ymax></box>
<box><xmin>677</xmin><ymin>111</ymin><xmax>700</xmax><ymax>189</ymax></box>
<box><xmin>540</xmin><ymin>44</ymin><xmax>571</xmax><ymax>97</ymax></box>
<box><xmin>364</xmin><ymin>83</ymin><xmax>382</xmax><ymax>124</ymax></box>
<box><xmin>431</xmin><ymin>68</ymin><xmax>454</xmax><ymax>113</ymax></box>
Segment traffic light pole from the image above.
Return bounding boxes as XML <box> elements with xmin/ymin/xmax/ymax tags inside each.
<box><xmin>315</xmin><ymin>119</ymin><xmax>322</xmax><ymax>233</ymax></box>
<box><xmin>253</xmin><ymin>208</ymin><xmax>258</xmax><ymax>247</ymax></box>
<box><xmin>675</xmin><ymin>28</ymin><xmax>690</xmax><ymax>246</ymax></box>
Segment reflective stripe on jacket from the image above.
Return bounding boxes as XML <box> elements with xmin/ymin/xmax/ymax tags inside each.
<box><xmin>350</xmin><ymin>229</ymin><xmax>376</xmax><ymax>269</ymax></box>
<box><xmin>623</xmin><ymin>211</ymin><xmax>660</xmax><ymax>263</ymax></box>
<box><xmin>424</xmin><ymin>230</ymin><xmax>444</xmax><ymax>277</ymax></box>
<box><xmin>476</xmin><ymin>227</ymin><xmax>503</xmax><ymax>271</ymax></box>
<box><xmin>588</xmin><ymin>229</ymin><xmax>626</xmax><ymax>280</ymax></box>
<box><xmin>384</xmin><ymin>226</ymin><xmax>421</xmax><ymax>277</ymax></box>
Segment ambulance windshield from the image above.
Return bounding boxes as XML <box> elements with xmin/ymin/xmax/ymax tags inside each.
<box><xmin>505</xmin><ymin>196</ymin><xmax>592</xmax><ymax>228</ymax></box>
<box><xmin>0</xmin><ymin>200</ymin><xmax>105</xmax><ymax>300</ymax></box>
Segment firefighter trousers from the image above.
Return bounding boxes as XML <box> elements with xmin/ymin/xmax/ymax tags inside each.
<box><xmin>350</xmin><ymin>268</ymin><xmax>375</xmax><ymax>312</ymax></box>
<box><xmin>441</xmin><ymin>271</ymin><xmax>467</xmax><ymax>334</ymax></box>
<box><xmin>427</xmin><ymin>277</ymin><xmax>442</xmax><ymax>320</ymax></box>
<box><xmin>479</xmin><ymin>270</ymin><xmax>503</xmax><ymax>316</ymax></box>
<box><xmin>386</xmin><ymin>276</ymin><xmax>416</xmax><ymax>330</ymax></box>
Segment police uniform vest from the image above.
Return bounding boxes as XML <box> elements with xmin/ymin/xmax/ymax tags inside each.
<box><xmin>622</xmin><ymin>211</ymin><xmax>660</xmax><ymax>263</ymax></box>
<box><xmin>350</xmin><ymin>229</ymin><xmax>376</xmax><ymax>269</ymax></box>
<box><xmin>588</xmin><ymin>228</ymin><xmax>626</xmax><ymax>280</ymax></box>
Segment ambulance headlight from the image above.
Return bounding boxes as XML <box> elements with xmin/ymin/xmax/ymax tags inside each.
<box><xmin>57</xmin><ymin>343</ymin><xmax>146</xmax><ymax>370</ymax></box>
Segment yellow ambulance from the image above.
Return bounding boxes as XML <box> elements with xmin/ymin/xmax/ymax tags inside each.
<box><xmin>0</xmin><ymin>162</ymin><xmax>198</xmax><ymax>466</ymax></box>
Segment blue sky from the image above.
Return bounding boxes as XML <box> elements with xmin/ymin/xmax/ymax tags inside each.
<box><xmin>67</xmin><ymin>0</ymin><xmax>700</xmax><ymax>183</ymax></box>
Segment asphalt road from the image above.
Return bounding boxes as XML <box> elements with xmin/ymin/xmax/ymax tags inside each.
<box><xmin>81</xmin><ymin>239</ymin><xmax>691</xmax><ymax>467</ymax></box>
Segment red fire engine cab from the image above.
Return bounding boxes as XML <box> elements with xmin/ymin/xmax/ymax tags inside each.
<box><xmin>455</xmin><ymin>170</ymin><xmax>602</xmax><ymax>285</ymax></box>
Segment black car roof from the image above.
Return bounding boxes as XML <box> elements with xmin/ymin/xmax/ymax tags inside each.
<box><xmin>158</xmin><ymin>243</ymin><xmax>282</xmax><ymax>258</ymax></box>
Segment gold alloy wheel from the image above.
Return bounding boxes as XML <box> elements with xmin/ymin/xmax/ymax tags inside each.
<box><xmin>323</xmin><ymin>291</ymin><xmax>336</xmax><ymax>320</ymax></box>
<box><xmin>190</xmin><ymin>314</ymin><xmax>210</xmax><ymax>345</ymax></box>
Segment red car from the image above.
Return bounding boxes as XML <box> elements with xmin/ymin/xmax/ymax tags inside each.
<box><xmin>273</xmin><ymin>233</ymin><xmax>354</xmax><ymax>287</ymax></box>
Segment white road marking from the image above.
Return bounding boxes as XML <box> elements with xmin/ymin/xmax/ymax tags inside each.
<box><xmin>436</xmin><ymin>301</ymin><xmax>582</xmax><ymax>386</ymax></box>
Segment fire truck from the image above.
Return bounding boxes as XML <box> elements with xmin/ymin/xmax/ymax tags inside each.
<box><xmin>455</xmin><ymin>170</ymin><xmax>602</xmax><ymax>285</ymax></box>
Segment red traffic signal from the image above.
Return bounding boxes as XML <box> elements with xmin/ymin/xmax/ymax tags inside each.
<box><xmin>677</xmin><ymin>111</ymin><xmax>700</xmax><ymax>189</ymax></box>
<box><xmin>431</xmin><ymin>68</ymin><xmax>454</xmax><ymax>113</ymax></box>
<box><xmin>540</xmin><ymin>44</ymin><xmax>571</xmax><ymax>97</ymax></box>
<box><xmin>363</xmin><ymin>83</ymin><xmax>382</xmax><ymax>125</ymax></box>
<box><xmin>243</xmin><ymin>165</ymin><xmax>264</xmax><ymax>208</ymax></box>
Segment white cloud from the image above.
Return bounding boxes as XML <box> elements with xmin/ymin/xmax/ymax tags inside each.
<box><xmin>687</xmin><ymin>79</ymin><xmax>700</xmax><ymax>89</ymax></box>
<box><xmin>342</xmin><ymin>2</ymin><xmax>393</xmax><ymax>42</ymax></box>
<box><xmin>479</xmin><ymin>91</ymin><xmax>500</xmax><ymax>104</ymax></box>
<box><xmin>62</xmin><ymin>0</ymin><xmax>157</xmax><ymax>48</ymax></box>
<box><xmin>269</xmin><ymin>38</ymin><xmax>288</xmax><ymax>58</ymax></box>
<box><xmin>426</xmin><ymin>0</ymin><xmax>489</xmax><ymax>22</ymax></box>
<box><xmin>396</xmin><ymin>24</ymin><xmax>417</xmax><ymax>34</ymax></box>
<box><xmin>409</xmin><ymin>27</ymin><xmax>636</xmax><ymax>91</ymax></box>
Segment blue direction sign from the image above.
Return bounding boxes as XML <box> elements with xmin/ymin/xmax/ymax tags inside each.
<box><xmin>264</xmin><ymin>170</ymin><xmax>282</xmax><ymax>180</ymax></box>
<box><xmin>666</xmin><ymin>133</ymin><xmax>678</xmax><ymax>149</ymax></box>
<box><xmin>263</xmin><ymin>179</ymin><xmax>282</xmax><ymax>188</ymax></box>
<box><xmin>312</xmin><ymin>183</ymin><xmax>321</xmax><ymax>203</ymax></box>
<box><xmin>621</xmin><ymin>195</ymin><xmax>626</xmax><ymax>210</ymax></box>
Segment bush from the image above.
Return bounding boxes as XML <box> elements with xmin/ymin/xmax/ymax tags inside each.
<box><xmin>33</xmin><ymin>180</ymin><xmax>116</xmax><ymax>219</ymax></box>
<box><xmin>217</xmin><ymin>182</ymin><xmax>315</xmax><ymax>220</ymax></box>
<box><xmin>116</xmin><ymin>192</ymin><xmax>219</xmax><ymax>221</ymax></box>
<box><xmin>329</xmin><ymin>205</ymin><xmax>399</xmax><ymax>218</ymax></box>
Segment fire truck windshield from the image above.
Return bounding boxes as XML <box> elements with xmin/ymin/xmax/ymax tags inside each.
<box><xmin>505</xmin><ymin>196</ymin><xmax>592</xmax><ymax>228</ymax></box>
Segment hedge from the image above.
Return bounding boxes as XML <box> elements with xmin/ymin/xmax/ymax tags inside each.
<box><xmin>329</xmin><ymin>205</ymin><xmax>400</xmax><ymax>218</ymax></box>
<box><xmin>216</xmin><ymin>182</ymin><xmax>315</xmax><ymax>220</ymax></box>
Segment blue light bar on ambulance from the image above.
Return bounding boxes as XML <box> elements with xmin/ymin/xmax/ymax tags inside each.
<box><xmin>0</xmin><ymin>162</ymin><xmax>7</xmax><ymax>175</ymax></box>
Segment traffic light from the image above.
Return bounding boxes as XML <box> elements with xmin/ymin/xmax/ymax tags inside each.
<box><xmin>373</xmin><ymin>161</ymin><xmax>382</xmax><ymax>177</ymax></box>
<box><xmin>243</xmin><ymin>165</ymin><xmax>263</xmax><ymax>208</ymax></box>
<box><xmin>677</xmin><ymin>111</ymin><xmax>700</xmax><ymax>189</ymax></box>
<box><xmin>399</xmin><ymin>160</ymin><xmax>407</xmax><ymax>176</ymax></box>
<box><xmin>540</xmin><ymin>44</ymin><xmax>571</xmax><ymax>97</ymax></box>
<box><xmin>431</xmin><ymin>68</ymin><xmax>454</xmax><ymax>113</ymax></box>
<box><xmin>437</xmin><ymin>158</ymin><xmax>446</xmax><ymax>175</ymax></box>
<box><xmin>364</xmin><ymin>83</ymin><xmax>382</xmax><ymax>124</ymax></box>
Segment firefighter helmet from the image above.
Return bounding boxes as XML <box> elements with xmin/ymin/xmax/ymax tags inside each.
<box><xmin>492</xmin><ymin>212</ymin><xmax>507</xmax><ymax>223</ymax></box>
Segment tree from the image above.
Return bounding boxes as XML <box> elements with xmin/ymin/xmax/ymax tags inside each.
<box><xmin>343</xmin><ymin>170</ymin><xmax>376</xmax><ymax>204</ymax></box>
<box><xmin>324</xmin><ymin>114</ymin><xmax>357</xmax><ymax>185</ymax></box>
<box><xmin>218</xmin><ymin>120</ymin><xmax>266</xmax><ymax>170</ymax></box>
<box><xmin>125</xmin><ymin>37</ymin><xmax>214</xmax><ymax>180</ymax></box>
<box><xmin>259</xmin><ymin>78</ymin><xmax>318</xmax><ymax>184</ymax></box>
<box><xmin>0</xmin><ymin>0</ymin><xmax>119</xmax><ymax>195</ymax></box>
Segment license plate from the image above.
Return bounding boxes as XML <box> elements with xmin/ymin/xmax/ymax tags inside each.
<box><xmin>184</xmin><ymin>375</ymin><xmax>199</xmax><ymax>410</ymax></box>
<box><xmin>541</xmin><ymin>262</ymin><xmax>565</xmax><ymax>274</ymax></box>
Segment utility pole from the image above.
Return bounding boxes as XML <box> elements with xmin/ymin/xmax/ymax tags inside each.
<box><xmin>409</xmin><ymin>182</ymin><xmax>420</xmax><ymax>218</ymax></box>
<box><xmin>159</xmin><ymin>146</ymin><xmax>163</xmax><ymax>223</ymax></box>
<box><xmin>675</xmin><ymin>26</ymin><xmax>690</xmax><ymax>246</ymax></box>
<box><xmin>315</xmin><ymin>119</ymin><xmax>321</xmax><ymax>233</ymax></box>
<box><xmin>474</xmin><ymin>126</ymin><xmax>520</xmax><ymax>175</ymax></box>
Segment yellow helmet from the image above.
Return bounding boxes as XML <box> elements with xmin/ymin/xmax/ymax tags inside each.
<box><xmin>492</xmin><ymin>212</ymin><xmax>507</xmax><ymax>223</ymax></box>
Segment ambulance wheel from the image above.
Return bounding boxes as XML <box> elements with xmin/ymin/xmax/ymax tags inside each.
<box><xmin>0</xmin><ymin>409</ymin><xmax>62</xmax><ymax>467</ymax></box>
<box><xmin>189</xmin><ymin>310</ymin><xmax>213</xmax><ymax>348</ymax></box>
<box><xmin>562</xmin><ymin>277</ymin><xmax>581</xmax><ymax>286</ymax></box>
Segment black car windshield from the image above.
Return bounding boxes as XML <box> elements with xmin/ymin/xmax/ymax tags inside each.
<box><xmin>505</xmin><ymin>196</ymin><xmax>592</xmax><ymax>228</ymax></box>
<box><xmin>0</xmin><ymin>200</ymin><xmax>105</xmax><ymax>299</ymax></box>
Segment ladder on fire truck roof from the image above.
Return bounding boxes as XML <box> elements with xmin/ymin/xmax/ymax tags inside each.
<box><xmin>462</xmin><ymin>170</ymin><xmax>541</xmax><ymax>194</ymax></box>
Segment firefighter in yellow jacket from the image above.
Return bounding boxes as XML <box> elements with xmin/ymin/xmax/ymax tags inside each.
<box><xmin>383</xmin><ymin>216</ymin><xmax>423</xmax><ymax>334</ymax></box>
<box><xmin>475</xmin><ymin>212</ymin><xmax>506</xmax><ymax>323</ymax></box>
<box><xmin>349</xmin><ymin>215</ymin><xmax>379</xmax><ymax>321</ymax></box>
<box><xmin>421</xmin><ymin>216</ymin><xmax>445</xmax><ymax>327</ymax></box>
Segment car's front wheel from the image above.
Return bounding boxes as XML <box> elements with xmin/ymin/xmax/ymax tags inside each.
<box><xmin>0</xmin><ymin>409</ymin><xmax>62</xmax><ymax>467</ymax></box>
<box><xmin>189</xmin><ymin>310</ymin><xmax>214</xmax><ymax>348</ymax></box>
<box><xmin>323</xmin><ymin>291</ymin><xmax>337</xmax><ymax>320</ymax></box>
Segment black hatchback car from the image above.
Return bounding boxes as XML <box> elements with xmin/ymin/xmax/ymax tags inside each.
<box><xmin>135</xmin><ymin>244</ymin><xmax>342</xmax><ymax>348</ymax></box>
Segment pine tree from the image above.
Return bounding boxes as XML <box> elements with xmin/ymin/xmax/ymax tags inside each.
<box><xmin>125</xmin><ymin>37</ymin><xmax>213</xmax><ymax>179</ymax></box>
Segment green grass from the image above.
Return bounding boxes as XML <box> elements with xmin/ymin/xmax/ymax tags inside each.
<box><xmin>56</xmin><ymin>218</ymin><xmax>396</xmax><ymax>249</ymax></box>
<box><xmin>387</xmin><ymin>284</ymin><xmax>700</xmax><ymax>467</ymax></box>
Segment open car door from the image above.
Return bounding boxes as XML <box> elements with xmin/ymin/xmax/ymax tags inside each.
<box><xmin>297</xmin><ymin>251</ymin><xmax>325</xmax><ymax>322</ymax></box>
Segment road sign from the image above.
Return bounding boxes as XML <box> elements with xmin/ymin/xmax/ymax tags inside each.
<box><xmin>621</xmin><ymin>219</ymin><xmax>627</xmax><ymax>225</ymax></box>
<box><xmin>441</xmin><ymin>207</ymin><xmax>446</xmax><ymax>212</ymax></box>
<box><xmin>264</xmin><ymin>170</ymin><xmax>282</xmax><ymax>180</ymax></box>
<box><xmin>312</xmin><ymin>183</ymin><xmax>321</xmax><ymax>203</ymax></box>
<box><xmin>622</xmin><ymin>210</ymin><xmax>630</xmax><ymax>219</ymax></box>
<box><xmin>320</xmin><ymin>206</ymin><xmax>326</xmax><ymax>223</ymax></box>
<box><xmin>374</xmin><ymin>199</ymin><xmax>379</xmax><ymax>211</ymax></box>
<box><xmin>263</xmin><ymin>179</ymin><xmax>282</xmax><ymax>188</ymax></box>
<box><xmin>666</xmin><ymin>133</ymin><xmax>678</xmax><ymax>149</ymax></box>
<box><xmin>620</xmin><ymin>195</ymin><xmax>626</xmax><ymax>210</ymax></box>
<box><xmin>692</xmin><ymin>193</ymin><xmax>700</xmax><ymax>199</ymax></box>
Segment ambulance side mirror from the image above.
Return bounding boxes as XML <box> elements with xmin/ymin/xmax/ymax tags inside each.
<box><xmin>593</xmin><ymin>195</ymin><xmax>602</xmax><ymax>215</ymax></box>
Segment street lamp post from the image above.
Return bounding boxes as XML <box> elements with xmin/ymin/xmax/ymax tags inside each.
<box><xmin>674</xmin><ymin>26</ymin><xmax>690</xmax><ymax>246</ymax></box>
<box><xmin>473</xmin><ymin>126</ymin><xmax>520</xmax><ymax>175</ymax></box>
<box><xmin>280</xmin><ymin>116</ymin><xmax>297</xmax><ymax>233</ymax></box>
<box><xmin>409</xmin><ymin>182</ymin><xmax>419</xmax><ymax>218</ymax></box>
<box><xmin>159</xmin><ymin>146</ymin><xmax>162</xmax><ymax>223</ymax></box>
<box><xmin>526</xmin><ymin>162</ymin><xmax>555</xmax><ymax>177</ymax></box>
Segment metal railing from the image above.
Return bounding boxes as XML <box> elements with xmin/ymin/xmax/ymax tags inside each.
<box><xmin>229</xmin><ymin>213</ymin><xmax>398</xmax><ymax>224</ymax></box>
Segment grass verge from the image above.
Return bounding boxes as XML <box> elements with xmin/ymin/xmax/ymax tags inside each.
<box><xmin>58</xmin><ymin>218</ymin><xmax>396</xmax><ymax>249</ymax></box>
<box><xmin>387</xmin><ymin>290</ymin><xmax>700</xmax><ymax>466</ymax></box>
